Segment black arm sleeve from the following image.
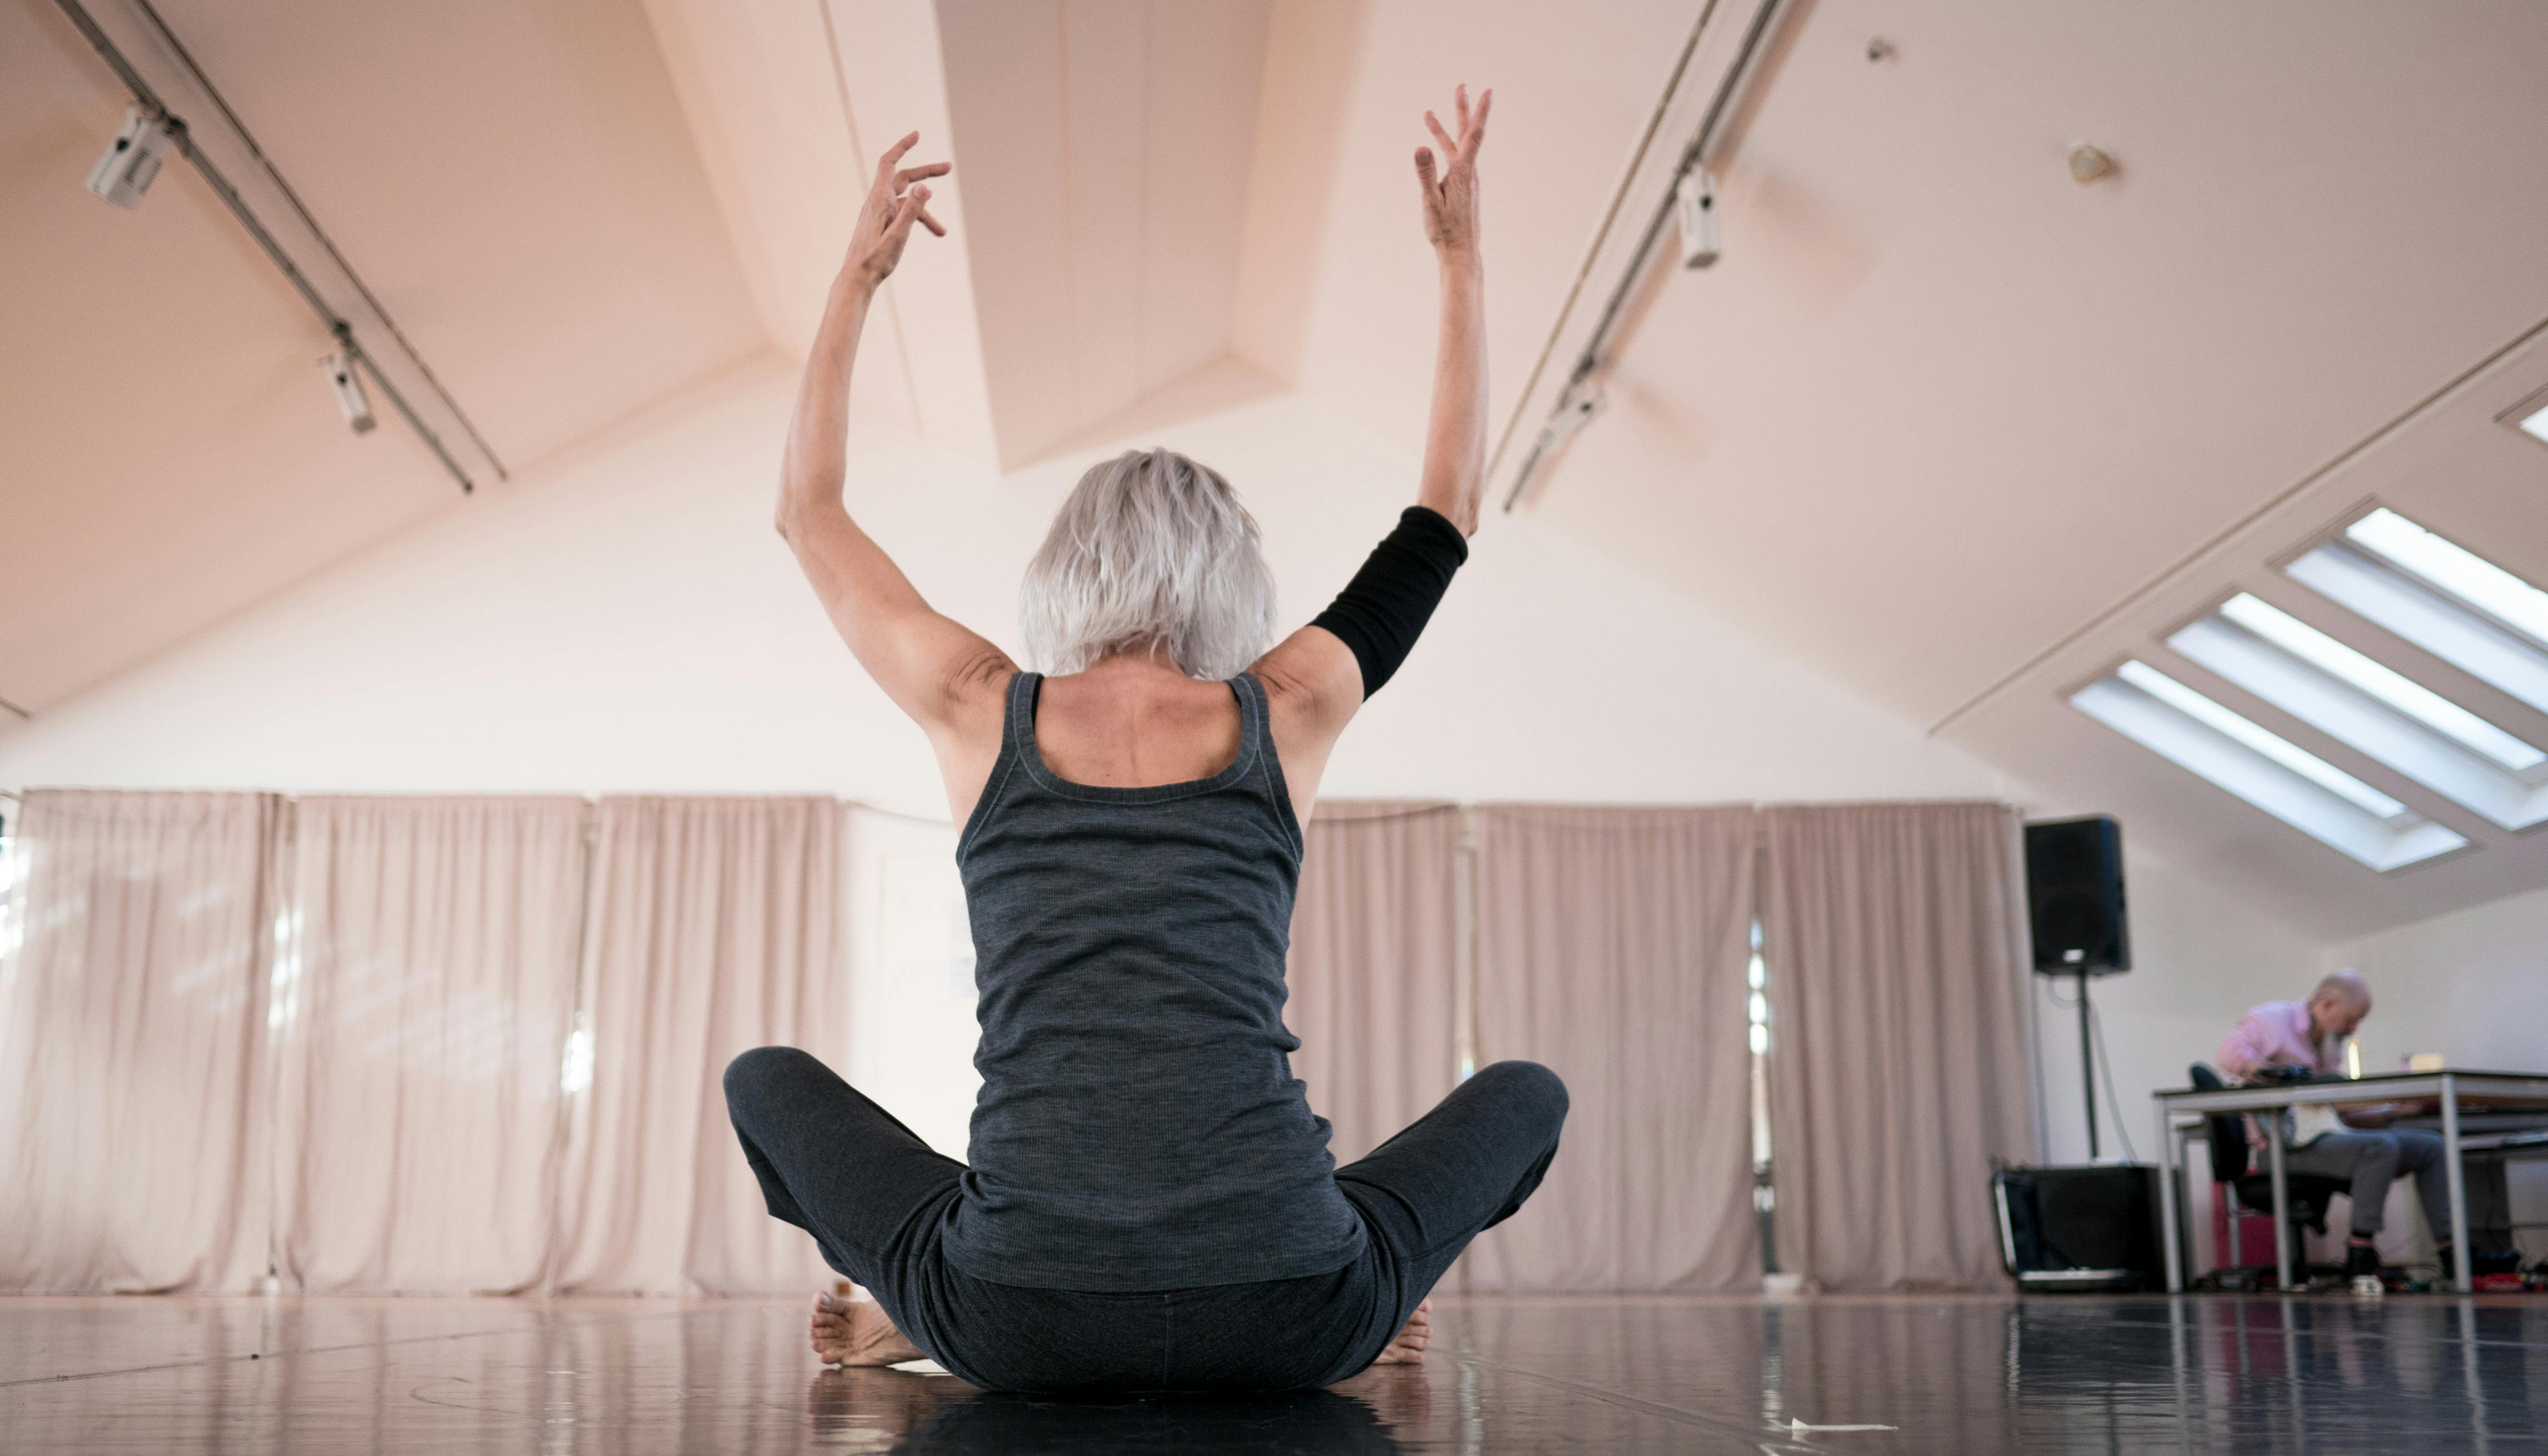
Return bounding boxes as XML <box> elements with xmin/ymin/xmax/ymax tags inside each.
<box><xmin>1310</xmin><ymin>505</ymin><xmax>1470</xmax><ymax>698</ymax></box>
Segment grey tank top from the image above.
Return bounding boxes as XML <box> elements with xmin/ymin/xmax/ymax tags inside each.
<box><xmin>943</xmin><ymin>670</ymin><xmax>1366</xmax><ymax>1292</ymax></box>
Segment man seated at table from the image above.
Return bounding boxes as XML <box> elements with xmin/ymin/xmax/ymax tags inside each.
<box><xmin>2218</xmin><ymin>970</ymin><xmax>2516</xmax><ymax>1282</ymax></box>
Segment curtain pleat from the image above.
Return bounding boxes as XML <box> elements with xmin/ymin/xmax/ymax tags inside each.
<box><xmin>0</xmin><ymin>790</ymin><xmax>284</xmax><ymax>1292</ymax></box>
<box><xmin>551</xmin><ymin>796</ymin><xmax>845</xmax><ymax>1295</ymax></box>
<box><xmin>274</xmin><ymin>796</ymin><xmax>590</xmax><ymax>1293</ymax></box>
<box><xmin>1285</xmin><ymin>801</ymin><xmax>1462</xmax><ymax>1165</ymax></box>
<box><xmin>4</xmin><ymin>786</ymin><xmax>2036</xmax><ymax>1301</ymax></box>
<box><xmin>1761</xmin><ymin>802</ymin><xmax>2034</xmax><ymax>1291</ymax></box>
<box><xmin>1467</xmin><ymin>804</ymin><xmax>1761</xmax><ymax>1293</ymax></box>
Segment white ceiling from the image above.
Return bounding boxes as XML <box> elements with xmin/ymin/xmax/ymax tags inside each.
<box><xmin>936</xmin><ymin>0</ymin><xmax>1273</xmax><ymax>466</ymax></box>
<box><xmin>8</xmin><ymin>0</ymin><xmax>2547</xmax><ymax>933</ymax></box>
<box><xmin>1950</xmin><ymin>325</ymin><xmax>2548</xmax><ymax>938</ymax></box>
<box><xmin>1469</xmin><ymin>0</ymin><xmax>2548</xmax><ymax>932</ymax></box>
<box><xmin>0</xmin><ymin>0</ymin><xmax>761</xmax><ymax>715</ymax></box>
<box><xmin>1528</xmin><ymin>0</ymin><xmax>2548</xmax><ymax>728</ymax></box>
<box><xmin>1226</xmin><ymin>0</ymin><xmax>2548</xmax><ymax>932</ymax></box>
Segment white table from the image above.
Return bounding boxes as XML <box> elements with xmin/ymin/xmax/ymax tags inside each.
<box><xmin>2153</xmin><ymin>1070</ymin><xmax>2548</xmax><ymax>1293</ymax></box>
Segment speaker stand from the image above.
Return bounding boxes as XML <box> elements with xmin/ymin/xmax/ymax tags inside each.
<box><xmin>2077</xmin><ymin>969</ymin><xmax>2100</xmax><ymax>1160</ymax></box>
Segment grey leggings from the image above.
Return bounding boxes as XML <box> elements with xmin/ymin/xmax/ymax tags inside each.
<box><xmin>2282</xmin><ymin>1128</ymin><xmax>2510</xmax><ymax>1247</ymax></box>
<box><xmin>723</xmin><ymin>1050</ymin><xmax>1568</xmax><ymax>1393</ymax></box>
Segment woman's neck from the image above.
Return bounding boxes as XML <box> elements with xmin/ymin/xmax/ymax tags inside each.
<box><xmin>1070</xmin><ymin>650</ymin><xmax>1200</xmax><ymax>687</ymax></box>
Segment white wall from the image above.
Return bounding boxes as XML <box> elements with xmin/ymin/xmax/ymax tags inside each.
<box><xmin>0</xmin><ymin>352</ymin><xmax>2031</xmax><ymax>1154</ymax></box>
<box><xmin>843</xmin><ymin>808</ymin><xmax>977</xmax><ymax>1155</ymax></box>
<box><xmin>2026</xmin><ymin>842</ymin><xmax>2323</xmax><ymax>1171</ymax></box>
<box><xmin>0</xmin><ymin>354</ymin><xmax>2016</xmax><ymax>810</ymax></box>
<box><xmin>2322</xmin><ymin>882</ymin><xmax>2548</xmax><ymax>1076</ymax></box>
<box><xmin>2020</xmin><ymin>852</ymin><xmax>2548</xmax><ymax>1267</ymax></box>
<box><xmin>2322</xmin><ymin>883</ymin><xmax>2548</xmax><ymax>1261</ymax></box>
<box><xmin>16</xmin><ymin>351</ymin><xmax>2504</xmax><ymax>1228</ymax></box>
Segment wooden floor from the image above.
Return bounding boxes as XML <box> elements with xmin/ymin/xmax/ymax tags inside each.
<box><xmin>3</xmin><ymin>1290</ymin><xmax>2542</xmax><ymax>1452</ymax></box>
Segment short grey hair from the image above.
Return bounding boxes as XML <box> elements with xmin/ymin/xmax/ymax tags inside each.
<box><xmin>1019</xmin><ymin>447</ymin><xmax>1277</xmax><ymax>680</ymax></box>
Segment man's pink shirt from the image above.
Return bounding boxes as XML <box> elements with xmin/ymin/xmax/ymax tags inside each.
<box><xmin>2217</xmin><ymin>998</ymin><xmax>2337</xmax><ymax>1081</ymax></box>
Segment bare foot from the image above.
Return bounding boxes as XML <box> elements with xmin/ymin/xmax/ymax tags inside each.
<box><xmin>1372</xmin><ymin>1298</ymin><xmax>1431</xmax><ymax>1364</ymax></box>
<box><xmin>810</xmin><ymin>1280</ymin><xmax>927</xmax><ymax>1367</ymax></box>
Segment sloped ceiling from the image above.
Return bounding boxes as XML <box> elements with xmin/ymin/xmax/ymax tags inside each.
<box><xmin>1527</xmin><ymin>0</ymin><xmax>2548</xmax><ymax>729</ymax></box>
<box><xmin>0</xmin><ymin>0</ymin><xmax>762</xmax><ymax>716</ymax></box>
<box><xmin>10</xmin><ymin>0</ymin><xmax>2546</xmax><ymax>933</ymax></box>
<box><xmin>1466</xmin><ymin>0</ymin><xmax>2548</xmax><ymax>933</ymax></box>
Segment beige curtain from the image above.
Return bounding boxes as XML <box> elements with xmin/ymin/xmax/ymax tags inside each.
<box><xmin>1762</xmin><ymin>802</ymin><xmax>2033</xmax><ymax>1291</ymax></box>
<box><xmin>552</xmin><ymin>796</ymin><xmax>845</xmax><ymax>1295</ymax></box>
<box><xmin>1466</xmin><ymin>805</ymin><xmax>1760</xmax><ymax>1293</ymax></box>
<box><xmin>0</xmin><ymin>790</ymin><xmax>283</xmax><ymax>1292</ymax></box>
<box><xmin>274</xmin><ymin>797</ymin><xmax>590</xmax><ymax>1293</ymax></box>
<box><xmin>1285</xmin><ymin>801</ymin><xmax>1462</xmax><ymax>1164</ymax></box>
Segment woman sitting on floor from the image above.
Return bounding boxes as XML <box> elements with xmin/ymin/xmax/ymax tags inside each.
<box><xmin>722</xmin><ymin>86</ymin><xmax>1569</xmax><ymax>1393</ymax></box>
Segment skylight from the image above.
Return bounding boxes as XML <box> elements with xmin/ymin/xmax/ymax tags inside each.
<box><xmin>2072</xmin><ymin>661</ymin><xmax>2465</xmax><ymax>871</ymax></box>
<box><xmin>2214</xmin><ymin>594</ymin><xmax>2544</xmax><ymax>771</ymax></box>
<box><xmin>2115</xmin><ymin>659</ymin><xmax>2404</xmax><ymax>817</ymax></box>
<box><xmin>2346</xmin><ymin>508</ymin><xmax>2548</xmax><ymax>647</ymax></box>
<box><xmin>2287</xmin><ymin>525</ymin><xmax>2548</xmax><ymax>718</ymax></box>
<box><xmin>2518</xmin><ymin>400</ymin><xmax>2548</xmax><ymax>448</ymax></box>
<box><xmin>2170</xmin><ymin>608</ymin><xmax>2548</xmax><ymax>831</ymax></box>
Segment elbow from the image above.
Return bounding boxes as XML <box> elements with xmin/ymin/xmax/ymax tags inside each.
<box><xmin>774</xmin><ymin>494</ymin><xmax>817</xmax><ymax>543</ymax></box>
<box><xmin>1415</xmin><ymin>495</ymin><xmax>1480</xmax><ymax>540</ymax></box>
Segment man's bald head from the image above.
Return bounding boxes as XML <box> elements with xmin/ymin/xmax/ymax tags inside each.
<box><xmin>2309</xmin><ymin>969</ymin><xmax>2372</xmax><ymax>1039</ymax></box>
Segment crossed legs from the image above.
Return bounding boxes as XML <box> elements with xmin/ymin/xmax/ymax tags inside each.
<box><xmin>723</xmin><ymin>1048</ymin><xmax>1568</xmax><ymax>1383</ymax></box>
<box><xmin>1333</xmin><ymin>1059</ymin><xmax>1570</xmax><ymax>1356</ymax></box>
<box><xmin>723</xmin><ymin>1046</ymin><xmax>966</xmax><ymax>1366</ymax></box>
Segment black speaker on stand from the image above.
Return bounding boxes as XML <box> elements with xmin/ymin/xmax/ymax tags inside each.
<box><xmin>2024</xmin><ymin>816</ymin><xmax>2130</xmax><ymax>1158</ymax></box>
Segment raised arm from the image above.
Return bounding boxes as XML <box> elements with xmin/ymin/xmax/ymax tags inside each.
<box><xmin>1255</xmin><ymin>87</ymin><xmax>1490</xmax><ymax>807</ymax></box>
<box><xmin>1414</xmin><ymin>85</ymin><xmax>1491</xmax><ymax>535</ymax></box>
<box><xmin>780</xmin><ymin>136</ymin><xmax>1013</xmax><ymax>806</ymax></box>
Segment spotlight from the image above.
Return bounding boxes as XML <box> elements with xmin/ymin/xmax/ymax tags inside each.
<box><xmin>322</xmin><ymin>350</ymin><xmax>376</xmax><ymax>434</ymax></box>
<box><xmin>1543</xmin><ymin>377</ymin><xmax>1607</xmax><ymax>450</ymax></box>
<box><xmin>1675</xmin><ymin>169</ymin><xmax>1720</xmax><ymax>269</ymax></box>
<box><xmin>86</xmin><ymin>106</ymin><xmax>176</xmax><ymax>211</ymax></box>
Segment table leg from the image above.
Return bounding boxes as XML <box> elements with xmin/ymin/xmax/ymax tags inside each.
<box><xmin>2267</xmin><ymin>1114</ymin><xmax>2292</xmax><ymax>1292</ymax></box>
<box><xmin>2180</xmin><ymin>1120</ymin><xmax>2203</xmax><ymax>1280</ymax></box>
<box><xmin>2157</xmin><ymin>1103</ymin><xmax>2183</xmax><ymax>1293</ymax></box>
<box><xmin>2441</xmin><ymin>1074</ymin><xmax>2471</xmax><ymax>1294</ymax></box>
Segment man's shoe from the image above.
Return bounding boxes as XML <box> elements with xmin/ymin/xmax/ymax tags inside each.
<box><xmin>2345</xmin><ymin>1242</ymin><xmax>2384</xmax><ymax>1296</ymax></box>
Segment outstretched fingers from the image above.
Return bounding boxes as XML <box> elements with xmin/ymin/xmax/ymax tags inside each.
<box><xmin>903</xmin><ymin>183</ymin><xmax>945</xmax><ymax>238</ymax></box>
<box><xmin>893</xmin><ymin>184</ymin><xmax>942</xmax><ymax>241</ymax></box>
<box><xmin>1424</xmin><ymin>87</ymin><xmax>1491</xmax><ymax>170</ymax></box>
<box><xmin>1423</xmin><ymin>109</ymin><xmax>1459</xmax><ymax>163</ymax></box>
<box><xmin>876</xmin><ymin>130</ymin><xmax>920</xmax><ymax>186</ymax></box>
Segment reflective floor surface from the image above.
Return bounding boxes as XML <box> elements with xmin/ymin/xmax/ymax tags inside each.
<box><xmin>3</xmin><ymin>1291</ymin><xmax>2544</xmax><ymax>1453</ymax></box>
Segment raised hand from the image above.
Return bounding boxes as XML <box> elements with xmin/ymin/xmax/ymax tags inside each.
<box><xmin>843</xmin><ymin>132</ymin><xmax>949</xmax><ymax>291</ymax></box>
<box><xmin>1414</xmin><ymin>84</ymin><xmax>1491</xmax><ymax>260</ymax></box>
